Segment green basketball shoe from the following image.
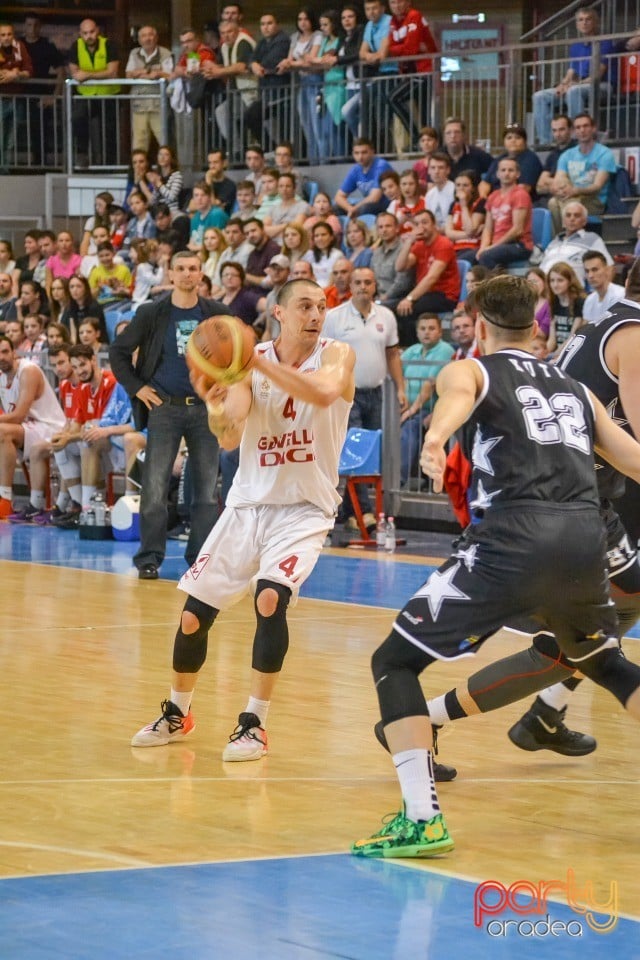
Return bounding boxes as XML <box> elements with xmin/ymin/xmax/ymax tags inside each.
<box><xmin>351</xmin><ymin>807</ymin><xmax>454</xmax><ymax>858</ymax></box>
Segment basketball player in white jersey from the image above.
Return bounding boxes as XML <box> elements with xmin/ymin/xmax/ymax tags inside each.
<box><xmin>131</xmin><ymin>279</ymin><xmax>357</xmax><ymax>760</ymax></box>
<box><xmin>0</xmin><ymin>335</ymin><xmax>66</xmax><ymax>519</ymax></box>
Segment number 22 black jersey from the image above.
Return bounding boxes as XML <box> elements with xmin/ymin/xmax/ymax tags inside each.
<box><xmin>461</xmin><ymin>349</ymin><xmax>599</xmax><ymax>512</ymax></box>
<box><xmin>557</xmin><ymin>299</ymin><xmax>640</xmax><ymax>501</ymax></box>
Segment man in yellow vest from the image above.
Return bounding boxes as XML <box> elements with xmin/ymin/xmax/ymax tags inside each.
<box><xmin>68</xmin><ymin>19</ymin><xmax>120</xmax><ymax>166</ymax></box>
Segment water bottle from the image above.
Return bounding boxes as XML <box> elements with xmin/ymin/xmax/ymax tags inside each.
<box><xmin>93</xmin><ymin>492</ymin><xmax>106</xmax><ymax>526</ymax></box>
<box><xmin>376</xmin><ymin>512</ymin><xmax>386</xmax><ymax>550</ymax></box>
<box><xmin>49</xmin><ymin>470</ymin><xmax>60</xmax><ymax>504</ymax></box>
<box><xmin>85</xmin><ymin>508</ymin><xmax>96</xmax><ymax>526</ymax></box>
<box><xmin>187</xmin><ymin>51</ymin><xmax>200</xmax><ymax>74</ymax></box>
<box><xmin>384</xmin><ymin>516</ymin><xmax>396</xmax><ymax>553</ymax></box>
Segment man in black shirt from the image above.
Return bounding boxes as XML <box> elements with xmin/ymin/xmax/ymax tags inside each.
<box><xmin>21</xmin><ymin>15</ymin><xmax>64</xmax><ymax>165</ymax></box>
<box><xmin>442</xmin><ymin>117</ymin><xmax>493</xmax><ymax>182</ymax></box>
<box><xmin>351</xmin><ymin>274</ymin><xmax>640</xmax><ymax>859</ymax></box>
<box><xmin>109</xmin><ymin>251</ymin><xmax>226</xmax><ymax>579</ymax></box>
<box><xmin>244</xmin><ymin>14</ymin><xmax>290</xmax><ymax>148</ymax></box>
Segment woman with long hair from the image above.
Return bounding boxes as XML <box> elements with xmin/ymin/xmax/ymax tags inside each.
<box><xmin>344</xmin><ymin>218</ymin><xmax>373</xmax><ymax>267</ymax></box>
<box><xmin>526</xmin><ymin>267</ymin><xmax>552</xmax><ymax>338</ymax></box>
<box><xmin>15</xmin><ymin>280</ymin><xmax>49</xmax><ymax>326</ymax></box>
<box><xmin>67</xmin><ymin>274</ymin><xmax>107</xmax><ymax>344</ymax></box>
<box><xmin>302</xmin><ymin>221</ymin><xmax>343</xmax><ymax>285</ymax></box>
<box><xmin>0</xmin><ymin>239</ymin><xmax>16</xmax><ymax>281</ymax></box>
<box><xmin>547</xmin><ymin>261</ymin><xmax>587</xmax><ymax>354</ymax></box>
<box><xmin>444</xmin><ymin>171</ymin><xmax>486</xmax><ymax>262</ymax></box>
<box><xmin>302</xmin><ymin>191</ymin><xmax>343</xmax><ymax>240</ymax></box>
<box><xmin>201</xmin><ymin>227</ymin><xmax>227</xmax><ymax>282</ymax></box>
<box><xmin>277</xmin><ymin>9</ymin><xmax>323</xmax><ymax>164</ymax></box>
<box><xmin>46</xmin><ymin>321</ymin><xmax>71</xmax><ymax>351</ymax></box>
<box><xmin>413</xmin><ymin>127</ymin><xmax>441</xmax><ymax>189</ymax></box>
<box><xmin>49</xmin><ymin>276</ymin><xmax>72</xmax><ymax>328</ymax></box>
<box><xmin>308</xmin><ymin>10</ymin><xmax>344</xmax><ymax>161</ymax></box>
<box><xmin>147</xmin><ymin>145</ymin><xmax>184</xmax><ymax>212</ymax></box>
<box><xmin>282</xmin><ymin>223</ymin><xmax>310</xmax><ymax>268</ymax></box>
<box><xmin>79</xmin><ymin>191</ymin><xmax>114</xmax><ymax>256</ymax></box>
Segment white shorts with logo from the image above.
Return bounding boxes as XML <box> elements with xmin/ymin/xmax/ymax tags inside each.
<box><xmin>178</xmin><ymin>502</ymin><xmax>334</xmax><ymax>610</ymax></box>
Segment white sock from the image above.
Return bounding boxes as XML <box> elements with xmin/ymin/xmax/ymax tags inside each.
<box><xmin>0</xmin><ymin>486</ymin><xmax>12</xmax><ymax>501</ymax></box>
<box><xmin>425</xmin><ymin>695</ymin><xmax>450</xmax><ymax>726</ymax></box>
<box><xmin>57</xmin><ymin>490</ymin><xmax>70</xmax><ymax>510</ymax></box>
<box><xmin>170</xmin><ymin>688</ymin><xmax>192</xmax><ymax>716</ymax></box>
<box><xmin>539</xmin><ymin>683</ymin><xmax>572</xmax><ymax>712</ymax></box>
<box><xmin>393</xmin><ymin>748</ymin><xmax>440</xmax><ymax>822</ymax></box>
<box><xmin>245</xmin><ymin>697</ymin><xmax>270</xmax><ymax>727</ymax></box>
<box><xmin>68</xmin><ymin>483</ymin><xmax>82</xmax><ymax>505</ymax></box>
<box><xmin>30</xmin><ymin>490</ymin><xmax>46</xmax><ymax>509</ymax></box>
<box><xmin>82</xmin><ymin>484</ymin><xmax>97</xmax><ymax>508</ymax></box>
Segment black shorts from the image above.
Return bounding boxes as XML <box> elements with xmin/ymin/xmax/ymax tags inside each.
<box><xmin>394</xmin><ymin>501</ymin><xmax>619</xmax><ymax>664</ymax></box>
<box><xmin>602</xmin><ymin>502</ymin><xmax>640</xmax><ymax>596</ymax></box>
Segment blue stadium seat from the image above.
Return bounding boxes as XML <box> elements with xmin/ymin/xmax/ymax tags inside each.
<box><xmin>457</xmin><ymin>259</ymin><xmax>471</xmax><ymax>301</ymax></box>
<box><xmin>339</xmin><ymin>428</ymin><xmax>381</xmax><ymax>476</ymax></box>
<box><xmin>339</xmin><ymin>428</ymin><xmax>383</xmax><ymax>543</ymax></box>
<box><xmin>532</xmin><ymin>207</ymin><xmax>553</xmax><ymax>250</ymax></box>
<box><xmin>305</xmin><ymin>179</ymin><xmax>320</xmax><ymax>203</ymax></box>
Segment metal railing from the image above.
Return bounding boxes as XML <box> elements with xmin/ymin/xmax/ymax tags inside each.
<box><xmin>0</xmin><ymin>30</ymin><xmax>637</xmax><ymax>177</ymax></box>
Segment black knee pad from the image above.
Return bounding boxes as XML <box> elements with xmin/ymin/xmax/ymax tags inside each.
<box><xmin>576</xmin><ymin>646</ymin><xmax>640</xmax><ymax>707</ymax></box>
<box><xmin>251</xmin><ymin>580</ymin><xmax>291</xmax><ymax>674</ymax></box>
<box><xmin>172</xmin><ymin>595</ymin><xmax>218</xmax><ymax>674</ymax></box>
<box><xmin>371</xmin><ymin>630</ymin><xmax>432</xmax><ymax>725</ymax></box>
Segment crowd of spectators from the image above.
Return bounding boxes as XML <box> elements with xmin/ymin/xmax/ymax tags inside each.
<box><xmin>1</xmin><ymin>4</ymin><xmax>639</xmax><ymax>548</ymax></box>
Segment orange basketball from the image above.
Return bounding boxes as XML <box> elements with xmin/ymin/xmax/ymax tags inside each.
<box><xmin>186</xmin><ymin>315</ymin><xmax>256</xmax><ymax>386</ymax></box>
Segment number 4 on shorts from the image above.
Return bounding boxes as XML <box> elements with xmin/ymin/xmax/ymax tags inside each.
<box><xmin>278</xmin><ymin>554</ymin><xmax>300</xmax><ymax>580</ymax></box>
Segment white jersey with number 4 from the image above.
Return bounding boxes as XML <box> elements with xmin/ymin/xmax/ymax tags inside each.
<box><xmin>226</xmin><ymin>338</ymin><xmax>351</xmax><ymax>516</ymax></box>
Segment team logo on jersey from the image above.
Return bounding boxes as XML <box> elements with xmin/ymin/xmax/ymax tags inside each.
<box><xmin>259</xmin><ymin>378</ymin><xmax>271</xmax><ymax>399</ymax></box>
<box><xmin>188</xmin><ymin>554</ymin><xmax>210</xmax><ymax>580</ymax></box>
<box><xmin>470</xmin><ymin>479</ymin><xmax>502</xmax><ymax>511</ymax></box>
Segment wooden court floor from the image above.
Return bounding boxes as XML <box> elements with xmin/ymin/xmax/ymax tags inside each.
<box><xmin>0</xmin><ymin>552</ymin><xmax>639</xmax><ymax>957</ymax></box>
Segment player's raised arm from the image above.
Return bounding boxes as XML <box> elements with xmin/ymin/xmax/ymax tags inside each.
<box><xmin>420</xmin><ymin>359</ymin><xmax>483</xmax><ymax>491</ymax></box>
<box><xmin>253</xmin><ymin>339</ymin><xmax>355</xmax><ymax>407</ymax></box>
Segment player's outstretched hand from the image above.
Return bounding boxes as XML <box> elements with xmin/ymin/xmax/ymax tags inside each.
<box><xmin>420</xmin><ymin>436</ymin><xmax>446</xmax><ymax>493</ymax></box>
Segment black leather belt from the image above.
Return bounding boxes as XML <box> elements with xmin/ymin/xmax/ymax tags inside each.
<box><xmin>164</xmin><ymin>395</ymin><xmax>203</xmax><ymax>406</ymax></box>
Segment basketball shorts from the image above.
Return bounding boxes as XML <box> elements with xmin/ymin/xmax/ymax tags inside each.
<box><xmin>178</xmin><ymin>501</ymin><xmax>334</xmax><ymax>610</ymax></box>
<box><xmin>393</xmin><ymin>501</ymin><xmax>619</xmax><ymax>665</ymax></box>
<box><xmin>22</xmin><ymin>421</ymin><xmax>61</xmax><ymax>460</ymax></box>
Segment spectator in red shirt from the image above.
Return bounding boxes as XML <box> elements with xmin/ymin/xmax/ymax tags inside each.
<box><xmin>0</xmin><ymin>22</ymin><xmax>33</xmax><ymax>172</ymax></box>
<box><xmin>324</xmin><ymin>257</ymin><xmax>354</xmax><ymax>308</ymax></box>
<box><xmin>387</xmin><ymin>0</ymin><xmax>437</xmax><ymax>151</ymax></box>
<box><xmin>395</xmin><ymin>209</ymin><xmax>460</xmax><ymax>344</ymax></box>
<box><xmin>477</xmin><ymin>157</ymin><xmax>533</xmax><ymax>269</ymax></box>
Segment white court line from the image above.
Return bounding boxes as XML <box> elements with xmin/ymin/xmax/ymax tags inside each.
<box><xmin>0</xmin><ymin>840</ymin><xmax>152</xmax><ymax>868</ymax></box>
<box><xmin>0</xmin><ymin>775</ymin><xmax>637</xmax><ymax>786</ymax></box>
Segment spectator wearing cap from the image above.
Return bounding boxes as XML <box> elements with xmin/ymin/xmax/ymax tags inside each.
<box><xmin>480</xmin><ymin>123</ymin><xmax>542</xmax><ymax>200</ymax></box>
<box><xmin>259</xmin><ymin>254</ymin><xmax>290</xmax><ymax>339</ymax></box>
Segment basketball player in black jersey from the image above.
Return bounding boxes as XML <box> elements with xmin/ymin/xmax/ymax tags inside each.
<box><xmin>424</xmin><ymin>262</ymin><xmax>640</xmax><ymax>756</ymax></box>
<box><xmin>351</xmin><ymin>274</ymin><xmax>640</xmax><ymax>859</ymax></box>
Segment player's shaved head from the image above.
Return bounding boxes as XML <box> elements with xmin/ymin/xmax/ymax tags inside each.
<box><xmin>277</xmin><ymin>279</ymin><xmax>322</xmax><ymax>307</ymax></box>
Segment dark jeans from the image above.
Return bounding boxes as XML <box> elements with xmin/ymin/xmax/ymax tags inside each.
<box><xmin>342</xmin><ymin>385</ymin><xmax>382</xmax><ymax>519</ymax></box>
<box><xmin>134</xmin><ymin>400</ymin><xmax>219</xmax><ymax>569</ymax></box>
<box><xmin>398</xmin><ymin>292</ymin><xmax>457</xmax><ymax>347</ymax></box>
<box><xmin>72</xmin><ymin>97</ymin><xmax>118</xmax><ymax>165</ymax></box>
<box><xmin>477</xmin><ymin>242</ymin><xmax>530</xmax><ymax>270</ymax></box>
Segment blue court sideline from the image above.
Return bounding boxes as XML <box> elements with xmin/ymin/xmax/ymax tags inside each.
<box><xmin>2</xmin><ymin>523</ymin><xmax>639</xmax><ymax>636</ymax></box>
<box><xmin>1</xmin><ymin>855</ymin><xmax>637</xmax><ymax>960</ymax></box>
